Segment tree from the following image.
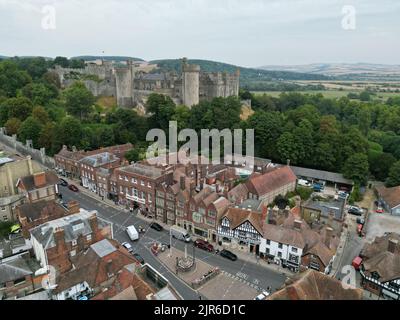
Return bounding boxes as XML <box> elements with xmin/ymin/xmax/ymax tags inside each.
<box><xmin>64</xmin><ymin>82</ymin><xmax>95</xmax><ymax>120</ymax></box>
<box><xmin>343</xmin><ymin>153</ymin><xmax>369</xmax><ymax>186</ymax></box>
<box><xmin>53</xmin><ymin>56</ymin><xmax>70</xmax><ymax>68</ymax></box>
<box><xmin>386</xmin><ymin>161</ymin><xmax>400</xmax><ymax>187</ymax></box>
<box><xmin>125</xmin><ymin>149</ymin><xmax>141</xmax><ymax>163</ymax></box>
<box><xmin>53</xmin><ymin>117</ymin><xmax>84</xmax><ymax>151</ymax></box>
<box><xmin>18</xmin><ymin>116</ymin><xmax>43</xmax><ymax>147</ymax></box>
<box><xmin>0</xmin><ymin>60</ymin><xmax>31</xmax><ymax>97</ymax></box>
<box><xmin>32</xmin><ymin>106</ymin><xmax>50</xmax><ymax>125</ymax></box>
<box><xmin>22</xmin><ymin>82</ymin><xmax>58</xmax><ymax>106</ymax></box>
<box><xmin>146</xmin><ymin>93</ymin><xmax>175</xmax><ymax>131</ymax></box>
<box><xmin>38</xmin><ymin>122</ymin><xmax>56</xmax><ymax>153</ymax></box>
<box><xmin>369</xmin><ymin>152</ymin><xmax>396</xmax><ymax>181</ymax></box>
<box><xmin>277</xmin><ymin>132</ymin><xmax>302</xmax><ymax>164</ymax></box>
<box><xmin>2</xmin><ymin>97</ymin><xmax>33</xmax><ymax>122</ymax></box>
<box><xmin>4</xmin><ymin>118</ymin><xmax>21</xmax><ymax>135</ymax></box>
<box><xmin>172</xmin><ymin>105</ymin><xmax>191</xmax><ymax>131</ymax></box>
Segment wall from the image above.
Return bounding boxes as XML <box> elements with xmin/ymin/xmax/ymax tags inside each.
<box><xmin>0</xmin><ymin>128</ymin><xmax>55</xmax><ymax>169</ymax></box>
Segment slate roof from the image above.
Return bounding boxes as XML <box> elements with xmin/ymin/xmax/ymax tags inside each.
<box><xmin>79</xmin><ymin>152</ymin><xmax>119</xmax><ymax>168</ymax></box>
<box><xmin>268</xmin><ymin>269</ymin><xmax>363</xmax><ymax>300</ymax></box>
<box><xmin>17</xmin><ymin>200</ymin><xmax>68</xmax><ymax>223</ymax></box>
<box><xmin>289</xmin><ymin>165</ymin><xmax>353</xmax><ymax>185</ymax></box>
<box><xmin>30</xmin><ymin>210</ymin><xmax>110</xmax><ymax>249</ymax></box>
<box><xmin>302</xmin><ymin>198</ymin><xmax>346</xmax><ymax>221</ymax></box>
<box><xmin>0</xmin><ymin>254</ymin><xmax>38</xmax><ymax>284</ymax></box>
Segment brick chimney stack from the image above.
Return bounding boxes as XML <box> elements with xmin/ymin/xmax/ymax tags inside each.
<box><xmin>325</xmin><ymin>227</ymin><xmax>333</xmax><ymax>248</ymax></box>
<box><xmin>54</xmin><ymin>227</ymin><xmax>66</xmax><ymax>252</ymax></box>
<box><xmin>388</xmin><ymin>239</ymin><xmax>398</xmax><ymax>254</ymax></box>
<box><xmin>294</xmin><ymin>219</ymin><xmax>302</xmax><ymax>231</ymax></box>
<box><xmin>261</xmin><ymin>205</ymin><xmax>268</xmax><ymax>227</ymax></box>
<box><xmin>89</xmin><ymin>214</ymin><xmax>99</xmax><ymax>241</ymax></box>
<box><xmin>180</xmin><ymin>176</ymin><xmax>185</xmax><ymax>191</ymax></box>
<box><xmin>33</xmin><ymin>172</ymin><xmax>46</xmax><ymax>187</ymax></box>
<box><xmin>67</xmin><ymin>200</ymin><xmax>80</xmax><ymax>214</ymax></box>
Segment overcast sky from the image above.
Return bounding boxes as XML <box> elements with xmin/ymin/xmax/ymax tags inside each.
<box><xmin>1</xmin><ymin>0</ymin><xmax>399</xmax><ymax>67</ymax></box>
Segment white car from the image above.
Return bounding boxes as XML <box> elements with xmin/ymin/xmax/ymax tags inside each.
<box><xmin>298</xmin><ymin>179</ymin><xmax>312</xmax><ymax>187</ymax></box>
<box><xmin>254</xmin><ymin>291</ymin><xmax>270</xmax><ymax>300</ymax></box>
<box><xmin>121</xmin><ymin>242</ymin><xmax>133</xmax><ymax>253</ymax></box>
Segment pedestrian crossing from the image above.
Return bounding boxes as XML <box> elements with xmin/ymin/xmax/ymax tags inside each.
<box><xmin>221</xmin><ymin>270</ymin><xmax>267</xmax><ymax>293</ymax></box>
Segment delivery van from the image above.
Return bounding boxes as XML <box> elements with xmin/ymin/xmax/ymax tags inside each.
<box><xmin>170</xmin><ymin>225</ymin><xmax>191</xmax><ymax>242</ymax></box>
<box><xmin>126</xmin><ymin>225</ymin><xmax>139</xmax><ymax>241</ymax></box>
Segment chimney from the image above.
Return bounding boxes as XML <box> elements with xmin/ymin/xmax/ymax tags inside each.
<box><xmin>388</xmin><ymin>239</ymin><xmax>398</xmax><ymax>254</ymax></box>
<box><xmin>27</xmin><ymin>156</ymin><xmax>33</xmax><ymax>175</ymax></box>
<box><xmin>72</xmin><ymin>146</ymin><xmax>77</xmax><ymax>152</ymax></box>
<box><xmin>325</xmin><ymin>227</ymin><xmax>333</xmax><ymax>248</ymax></box>
<box><xmin>284</xmin><ymin>206</ymin><xmax>290</xmax><ymax>218</ymax></box>
<box><xmin>180</xmin><ymin>176</ymin><xmax>185</xmax><ymax>190</ymax></box>
<box><xmin>106</xmin><ymin>259</ymin><xmax>114</xmax><ymax>278</ymax></box>
<box><xmin>200</xmin><ymin>179</ymin><xmax>204</xmax><ymax>190</ymax></box>
<box><xmin>294</xmin><ymin>219</ymin><xmax>302</xmax><ymax>231</ymax></box>
<box><xmin>67</xmin><ymin>200</ymin><xmax>80</xmax><ymax>214</ymax></box>
<box><xmin>261</xmin><ymin>205</ymin><xmax>268</xmax><ymax>226</ymax></box>
<box><xmin>62</xmin><ymin>145</ymin><xmax>67</xmax><ymax>151</ymax></box>
<box><xmin>54</xmin><ymin>227</ymin><xmax>66</xmax><ymax>252</ymax></box>
<box><xmin>33</xmin><ymin>172</ymin><xmax>46</xmax><ymax>187</ymax></box>
<box><xmin>89</xmin><ymin>214</ymin><xmax>99</xmax><ymax>241</ymax></box>
<box><xmin>287</xmin><ymin>159</ymin><xmax>291</xmax><ymax>166</ymax></box>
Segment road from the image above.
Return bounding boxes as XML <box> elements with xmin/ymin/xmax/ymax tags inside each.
<box><xmin>60</xmin><ymin>186</ymin><xmax>286</xmax><ymax>299</ymax></box>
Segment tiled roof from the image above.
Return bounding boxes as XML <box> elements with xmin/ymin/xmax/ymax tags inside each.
<box><xmin>222</xmin><ymin>207</ymin><xmax>264</xmax><ymax>235</ymax></box>
<box><xmin>268</xmin><ymin>269</ymin><xmax>363</xmax><ymax>300</ymax></box>
<box><xmin>246</xmin><ymin>166</ymin><xmax>296</xmax><ymax>197</ymax></box>
<box><xmin>18</xmin><ymin>171</ymin><xmax>59</xmax><ymax>191</ymax></box>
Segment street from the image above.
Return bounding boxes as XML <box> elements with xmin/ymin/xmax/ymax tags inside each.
<box><xmin>60</xmin><ymin>186</ymin><xmax>286</xmax><ymax>300</ymax></box>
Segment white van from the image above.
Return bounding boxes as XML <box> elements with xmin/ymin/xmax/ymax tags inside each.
<box><xmin>126</xmin><ymin>225</ymin><xmax>139</xmax><ymax>241</ymax></box>
<box><xmin>298</xmin><ymin>179</ymin><xmax>312</xmax><ymax>187</ymax></box>
<box><xmin>170</xmin><ymin>225</ymin><xmax>191</xmax><ymax>242</ymax></box>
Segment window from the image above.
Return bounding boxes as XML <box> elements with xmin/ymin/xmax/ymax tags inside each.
<box><xmin>140</xmin><ymin>180</ymin><xmax>145</xmax><ymax>186</ymax></box>
<box><xmin>148</xmin><ymin>194</ymin><xmax>152</xmax><ymax>203</ymax></box>
<box><xmin>208</xmin><ymin>210</ymin><xmax>216</xmax><ymax>218</ymax></box>
<box><xmin>124</xmin><ymin>176</ymin><xmax>128</xmax><ymax>181</ymax></box>
<box><xmin>133</xmin><ymin>178</ymin><xmax>137</xmax><ymax>184</ymax></box>
<box><xmin>71</xmin><ymin>239</ymin><xmax>77</xmax><ymax>246</ymax></box>
<box><xmin>277</xmin><ymin>252</ymin><xmax>282</xmax><ymax>258</ymax></box>
<box><xmin>86</xmin><ymin>234</ymin><xmax>92</xmax><ymax>241</ymax></box>
<box><xmin>292</xmin><ymin>247</ymin><xmax>298</xmax><ymax>253</ymax></box>
<box><xmin>119</xmin><ymin>175</ymin><xmax>122</xmax><ymax>180</ymax></box>
<box><xmin>3</xmin><ymin>215</ymin><xmax>8</xmax><ymax>221</ymax></box>
<box><xmin>70</xmin><ymin>250</ymin><xmax>76</xmax><ymax>257</ymax></box>
<box><xmin>266</xmin><ymin>239</ymin><xmax>271</xmax><ymax>245</ymax></box>
<box><xmin>148</xmin><ymin>182</ymin><xmax>151</xmax><ymax>188</ymax></box>
<box><xmin>278</xmin><ymin>243</ymin><xmax>283</xmax><ymax>249</ymax></box>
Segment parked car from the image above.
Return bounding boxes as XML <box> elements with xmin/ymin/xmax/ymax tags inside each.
<box><xmin>313</xmin><ymin>183</ymin><xmax>324</xmax><ymax>192</ymax></box>
<box><xmin>193</xmin><ymin>239</ymin><xmax>214</xmax><ymax>252</ymax></box>
<box><xmin>59</xmin><ymin>178</ymin><xmax>68</xmax><ymax>187</ymax></box>
<box><xmin>149</xmin><ymin>222</ymin><xmax>163</xmax><ymax>232</ymax></box>
<box><xmin>356</xmin><ymin>217</ymin><xmax>365</xmax><ymax>225</ymax></box>
<box><xmin>254</xmin><ymin>291</ymin><xmax>270</xmax><ymax>300</ymax></box>
<box><xmin>121</xmin><ymin>242</ymin><xmax>133</xmax><ymax>253</ymax></box>
<box><xmin>219</xmin><ymin>249</ymin><xmax>238</xmax><ymax>261</ymax></box>
<box><xmin>348</xmin><ymin>206</ymin><xmax>363</xmax><ymax>216</ymax></box>
<box><xmin>133</xmin><ymin>253</ymin><xmax>145</xmax><ymax>265</ymax></box>
<box><xmin>126</xmin><ymin>225</ymin><xmax>139</xmax><ymax>241</ymax></box>
<box><xmin>338</xmin><ymin>191</ymin><xmax>349</xmax><ymax>199</ymax></box>
<box><xmin>298</xmin><ymin>179</ymin><xmax>312</xmax><ymax>187</ymax></box>
<box><xmin>376</xmin><ymin>206</ymin><xmax>384</xmax><ymax>213</ymax></box>
<box><xmin>68</xmin><ymin>184</ymin><xmax>79</xmax><ymax>192</ymax></box>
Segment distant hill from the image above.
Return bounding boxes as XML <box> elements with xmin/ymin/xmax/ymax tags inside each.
<box><xmin>71</xmin><ymin>55</ymin><xmax>145</xmax><ymax>62</ymax></box>
<box><xmin>259</xmin><ymin>63</ymin><xmax>400</xmax><ymax>81</ymax></box>
<box><xmin>150</xmin><ymin>59</ymin><xmax>331</xmax><ymax>83</ymax></box>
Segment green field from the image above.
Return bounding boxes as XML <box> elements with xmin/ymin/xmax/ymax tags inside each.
<box><xmin>251</xmin><ymin>90</ymin><xmax>400</xmax><ymax>100</ymax></box>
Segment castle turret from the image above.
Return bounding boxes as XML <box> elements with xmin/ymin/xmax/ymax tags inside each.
<box><xmin>181</xmin><ymin>58</ymin><xmax>200</xmax><ymax>108</ymax></box>
<box><xmin>115</xmin><ymin>66</ymin><xmax>133</xmax><ymax>107</ymax></box>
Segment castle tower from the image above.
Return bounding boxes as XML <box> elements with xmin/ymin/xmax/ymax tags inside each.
<box><xmin>115</xmin><ymin>66</ymin><xmax>133</xmax><ymax>107</ymax></box>
<box><xmin>181</xmin><ymin>58</ymin><xmax>200</xmax><ymax>108</ymax></box>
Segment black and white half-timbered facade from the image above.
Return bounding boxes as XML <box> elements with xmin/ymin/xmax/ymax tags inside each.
<box><xmin>217</xmin><ymin>208</ymin><xmax>263</xmax><ymax>253</ymax></box>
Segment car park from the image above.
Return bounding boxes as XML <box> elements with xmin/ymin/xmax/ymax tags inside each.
<box><xmin>193</xmin><ymin>239</ymin><xmax>214</xmax><ymax>252</ymax></box>
<box><xmin>149</xmin><ymin>222</ymin><xmax>163</xmax><ymax>232</ymax></box>
<box><xmin>68</xmin><ymin>184</ymin><xmax>79</xmax><ymax>192</ymax></box>
<box><xmin>219</xmin><ymin>249</ymin><xmax>238</xmax><ymax>261</ymax></box>
<box><xmin>121</xmin><ymin>242</ymin><xmax>133</xmax><ymax>253</ymax></box>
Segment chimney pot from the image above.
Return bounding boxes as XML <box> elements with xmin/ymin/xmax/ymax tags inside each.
<box><xmin>388</xmin><ymin>239</ymin><xmax>398</xmax><ymax>254</ymax></box>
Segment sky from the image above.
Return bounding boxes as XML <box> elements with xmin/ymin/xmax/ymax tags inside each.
<box><xmin>1</xmin><ymin>0</ymin><xmax>399</xmax><ymax>67</ymax></box>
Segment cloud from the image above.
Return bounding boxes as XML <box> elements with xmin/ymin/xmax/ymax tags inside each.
<box><xmin>0</xmin><ymin>0</ymin><xmax>399</xmax><ymax>65</ymax></box>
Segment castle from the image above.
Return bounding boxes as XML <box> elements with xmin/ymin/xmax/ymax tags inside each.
<box><xmin>53</xmin><ymin>58</ymin><xmax>240</xmax><ymax>109</ymax></box>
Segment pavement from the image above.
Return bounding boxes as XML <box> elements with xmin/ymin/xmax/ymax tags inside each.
<box><xmin>59</xmin><ymin>177</ymin><xmax>287</xmax><ymax>299</ymax></box>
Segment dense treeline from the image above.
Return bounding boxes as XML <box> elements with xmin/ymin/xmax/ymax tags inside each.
<box><xmin>1</xmin><ymin>58</ymin><xmax>400</xmax><ymax>188</ymax></box>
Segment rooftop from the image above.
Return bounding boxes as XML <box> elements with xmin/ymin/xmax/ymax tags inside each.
<box><xmin>79</xmin><ymin>152</ymin><xmax>119</xmax><ymax>167</ymax></box>
<box><xmin>118</xmin><ymin>163</ymin><xmax>165</xmax><ymax>179</ymax></box>
<box><xmin>289</xmin><ymin>165</ymin><xmax>353</xmax><ymax>185</ymax></box>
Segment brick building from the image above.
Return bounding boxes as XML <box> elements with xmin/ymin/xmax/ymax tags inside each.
<box><xmin>16</xmin><ymin>171</ymin><xmax>59</xmax><ymax>204</ymax></box>
<box><xmin>30</xmin><ymin>209</ymin><xmax>113</xmax><ymax>274</ymax></box>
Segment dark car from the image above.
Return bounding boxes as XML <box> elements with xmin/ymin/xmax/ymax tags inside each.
<box><xmin>133</xmin><ymin>253</ymin><xmax>145</xmax><ymax>265</ymax></box>
<box><xmin>194</xmin><ymin>239</ymin><xmax>214</xmax><ymax>252</ymax></box>
<box><xmin>149</xmin><ymin>222</ymin><xmax>163</xmax><ymax>232</ymax></box>
<box><xmin>356</xmin><ymin>217</ymin><xmax>365</xmax><ymax>225</ymax></box>
<box><xmin>219</xmin><ymin>249</ymin><xmax>238</xmax><ymax>261</ymax></box>
<box><xmin>68</xmin><ymin>184</ymin><xmax>79</xmax><ymax>192</ymax></box>
<box><xmin>59</xmin><ymin>178</ymin><xmax>68</xmax><ymax>187</ymax></box>
<box><xmin>348</xmin><ymin>206</ymin><xmax>362</xmax><ymax>216</ymax></box>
